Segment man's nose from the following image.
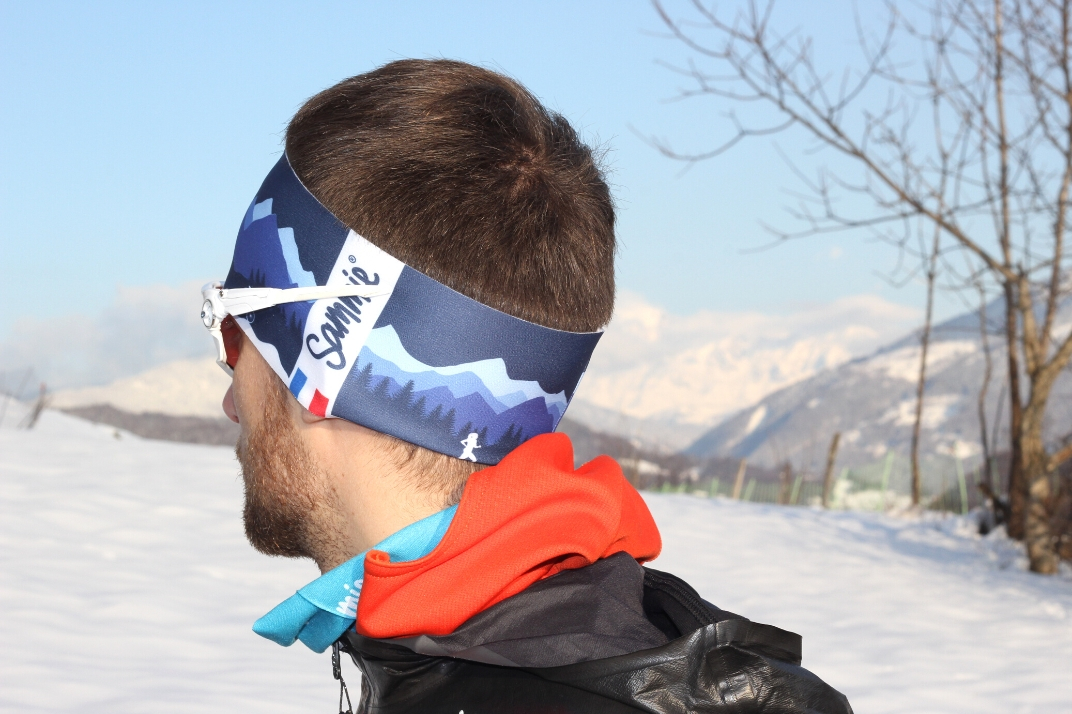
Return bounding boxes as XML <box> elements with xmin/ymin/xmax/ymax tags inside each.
<box><xmin>223</xmin><ymin>384</ymin><xmax>239</xmax><ymax>424</ymax></box>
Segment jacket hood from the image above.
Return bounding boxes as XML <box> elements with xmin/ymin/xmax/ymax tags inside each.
<box><xmin>356</xmin><ymin>432</ymin><xmax>662</xmax><ymax>639</ymax></box>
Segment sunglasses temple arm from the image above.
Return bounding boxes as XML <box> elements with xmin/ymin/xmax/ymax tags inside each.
<box><xmin>207</xmin><ymin>323</ymin><xmax>234</xmax><ymax>376</ymax></box>
<box><xmin>219</xmin><ymin>285</ymin><xmax>391</xmax><ymax>316</ymax></box>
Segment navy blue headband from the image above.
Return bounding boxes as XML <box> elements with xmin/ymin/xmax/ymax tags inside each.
<box><xmin>222</xmin><ymin>155</ymin><xmax>602</xmax><ymax>464</ymax></box>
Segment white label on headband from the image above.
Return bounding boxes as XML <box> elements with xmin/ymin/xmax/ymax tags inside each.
<box><xmin>288</xmin><ymin>231</ymin><xmax>405</xmax><ymax>416</ymax></box>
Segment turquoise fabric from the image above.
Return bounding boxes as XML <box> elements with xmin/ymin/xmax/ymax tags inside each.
<box><xmin>253</xmin><ymin>505</ymin><xmax>457</xmax><ymax>653</ymax></box>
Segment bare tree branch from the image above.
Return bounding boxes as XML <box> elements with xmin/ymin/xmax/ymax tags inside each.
<box><xmin>652</xmin><ymin>0</ymin><xmax>1072</xmax><ymax>573</ymax></box>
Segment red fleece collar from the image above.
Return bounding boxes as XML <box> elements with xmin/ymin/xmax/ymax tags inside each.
<box><xmin>355</xmin><ymin>433</ymin><xmax>662</xmax><ymax>639</ymax></box>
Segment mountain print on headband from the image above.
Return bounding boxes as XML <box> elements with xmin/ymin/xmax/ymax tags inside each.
<box><xmin>332</xmin><ymin>266</ymin><xmax>600</xmax><ymax>464</ymax></box>
<box><xmin>334</xmin><ymin>325</ymin><xmax>567</xmax><ymax>463</ymax></box>
<box><xmin>224</xmin><ymin>198</ymin><xmax>317</xmax><ymax>375</ymax></box>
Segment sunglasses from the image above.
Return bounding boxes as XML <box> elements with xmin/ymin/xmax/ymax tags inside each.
<box><xmin>200</xmin><ymin>281</ymin><xmax>390</xmax><ymax>376</ymax></box>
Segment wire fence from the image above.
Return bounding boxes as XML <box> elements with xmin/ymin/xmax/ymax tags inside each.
<box><xmin>648</xmin><ymin>450</ymin><xmax>994</xmax><ymax>514</ymax></box>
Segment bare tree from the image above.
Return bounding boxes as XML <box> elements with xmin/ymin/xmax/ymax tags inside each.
<box><xmin>653</xmin><ymin>0</ymin><xmax>1072</xmax><ymax>572</ymax></box>
<box><xmin>975</xmin><ymin>281</ymin><xmax>996</xmax><ymax>490</ymax></box>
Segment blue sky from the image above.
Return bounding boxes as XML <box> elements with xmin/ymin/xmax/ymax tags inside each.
<box><xmin>0</xmin><ymin>0</ymin><xmax>952</xmax><ymax>344</ymax></box>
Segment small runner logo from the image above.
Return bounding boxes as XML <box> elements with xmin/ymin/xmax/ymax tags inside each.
<box><xmin>459</xmin><ymin>433</ymin><xmax>481</xmax><ymax>462</ymax></box>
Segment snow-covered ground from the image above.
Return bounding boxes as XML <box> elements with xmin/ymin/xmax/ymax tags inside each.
<box><xmin>2</xmin><ymin>408</ymin><xmax>1070</xmax><ymax>713</ymax></box>
<box><xmin>0</xmin><ymin>408</ymin><xmax>329</xmax><ymax>713</ymax></box>
<box><xmin>650</xmin><ymin>498</ymin><xmax>1072</xmax><ymax>713</ymax></box>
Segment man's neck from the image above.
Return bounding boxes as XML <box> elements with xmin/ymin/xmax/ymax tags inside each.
<box><xmin>298</xmin><ymin>416</ymin><xmax>454</xmax><ymax>573</ymax></box>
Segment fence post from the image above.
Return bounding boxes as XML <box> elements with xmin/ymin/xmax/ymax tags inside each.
<box><xmin>821</xmin><ymin>432</ymin><xmax>842</xmax><ymax>508</ymax></box>
<box><xmin>742</xmin><ymin>479</ymin><xmax>756</xmax><ymax>502</ymax></box>
<box><xmin>778</xmin><ymin>462</ymin><xmax>793</xmax><ymax>504</ymax></box>
<box><xmin>732</xmin><ymin>459</ymin><xmax>748</xmax><ymax>499</ymax></box>
<box><xmin>708</xmin><ymin>478</ymin><xmax>721</xmax><ymax>498</ymax></box>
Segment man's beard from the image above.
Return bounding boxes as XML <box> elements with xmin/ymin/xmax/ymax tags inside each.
<box><xmin>236</xmin><ymin>376</ymin><xmax>346</xmax><ymax>565</ymax></box>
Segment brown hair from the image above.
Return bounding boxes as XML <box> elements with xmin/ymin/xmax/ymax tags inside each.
<box><xmin>284</xmin><ymin>59</ymin><xmax>616</xmax><ymax>499</ymax></box>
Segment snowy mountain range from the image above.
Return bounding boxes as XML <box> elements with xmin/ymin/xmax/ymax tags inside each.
<box><xmin>39</xmin><ymin>290</ymin><xmax>923</xmax><ymax>452</ymax></box>
<box><xmin>49</xmin><ymin>357</ymin><xmax>231</xmax><ymax>418</ymax></box>
<box><xmin>687</xmin><ymin>299</ymin><xmax>1072</xmax><ymax>470</ymax></box>
<box><xmin>568</xmin><ymin>291</ymin><xmax>919</xmax><ymax>449</ymax></box>
<box><xmin>31</xmin><ymin>286</ymin><xmax>1072</xmax><ymax>481</ymax></box>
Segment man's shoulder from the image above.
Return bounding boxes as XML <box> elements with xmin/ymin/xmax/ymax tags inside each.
<box><xmin>342</xmin><ymin>554</ymin><xmax>853</xmax><ymax>713</ymax></box>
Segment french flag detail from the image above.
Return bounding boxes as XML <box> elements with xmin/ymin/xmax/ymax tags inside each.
<box><xmin>289</xmin><ymin>368</ymin><xmax>327</xmax><ymax>417</ymax></box>
<box><xmin>309</xmin><ymin>390</ymin><xmax>329</xmax><ymax>418</ymax></box>
<box><xmin>289</xmin><ymin>369</ymin><xmax>308</xmax><ymax>399</ymax></box>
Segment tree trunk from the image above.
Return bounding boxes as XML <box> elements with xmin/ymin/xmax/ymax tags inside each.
<box><xmin>778</xmin><ymin>462</ymin><xmax>793</xmax><ymax>505</ymax></box>
<box><xmin>1020</xmin><ymin>356</ymin><xmax>1065</xmax><ymax>573</ymax></box>
<box><xmin>1022</xmin><ymin>406</ymin><xmax>1058</xmax><ymax>574</ymax></box>
<box><xmin>976</xmin><ymin>289</ymin><xmax>994</xmax><ymax>491</ymax></box>
<box><xmin>822</xmin><ymin>432</ymin><xmax>841</xmax><ymax>508</ymax></box>
<box><xmin>1004</xmin><ymin>283</ymin><xmax>1027</xmax><ymax>539</ymax></box>
<box><xmin>731</xmin><ymin>459</ymin><xmax>747</xmax><ymax>500</ymax></box>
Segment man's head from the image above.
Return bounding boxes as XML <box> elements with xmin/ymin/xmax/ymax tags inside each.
<box><xmin>227</xmin><ymin>59</ymin><xmax>616</xmax><ymax>569</ymax></box>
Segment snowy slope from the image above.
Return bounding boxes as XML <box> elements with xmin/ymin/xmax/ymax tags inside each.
<box><xmin>649</xmin><ymin>496</ymin><xmax>1072</xmax><ymax>713</ymax></box>
<box><xmin>2</xmin><ymin>409</ymin><xmax>1070</xmax><ymax>712</ymax></box>
<box><xmin>0</xmin><ymin>407</ymin><xmax>330</xmax><ymax>713</ymax></box>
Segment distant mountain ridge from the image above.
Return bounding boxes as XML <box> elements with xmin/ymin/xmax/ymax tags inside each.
<box><xmin>686</xmin><ymin>298</ymin><xmax>1072</xmax><ymax>470</ymax></box>
<box><xmin>49</xmin><ymin>358</ymin><xmax>231</xmax><ymax>418</ymax></box>
<box><xmin>567</xmin><ymin>291</ymin><xmax>920</xmax><ymax>449</ymax></box>
<box><xmin>41</xmin><ymin>291</ymin><xmax>927</xmax><ymax>455</ymax></box>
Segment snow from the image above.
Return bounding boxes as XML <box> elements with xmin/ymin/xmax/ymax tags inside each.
<box><xmin>744</xmin><ymin>405</ymin><xmax>768</xmax><ymax>435</ymax></box>
<box><xmin>866</xmin><ymin>340</ymin><xmax>978</xmax><ymax>383</ymax></box>
<box><xmin>936</xmin><ymin>438</ymin><xmax>984</xmax><ymax>460</ymax></box>
<box><xmin>574</xmin><ymin>291</ymin><xmax>920</xmax><ymax>428</ymax></box>
<box><xmin>50</xmin><ymin>357</ymin><xmax>231</xmax><ymax>418</ymax></box>
<box><xmin>618</xmin><ymin>457</ymin><xmax>669</xmax><ymax>477</ymax></box>
<box><xmin>3</xmin><ymin>409</ymin><xmax>1071</xmax><ymax>713</ymax></box>
<box><xmin>649</xmin><ymin>496</ymin><xmax>1072</xmax><ymax>714</ymax></box>
<box><xmin>0</xmin><ymin>408</ymin><xmax>329</xmax><ymax>713</ymax></box>
<box><xmin>881</xmin><ymin>393</ymin><xmax>963</xmax><ymax>428</ymax></box>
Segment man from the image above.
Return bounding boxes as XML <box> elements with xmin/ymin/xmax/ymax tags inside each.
<box><xmin>203</xmin><ymin>59</ymin><xmax>852</xmax><ymax>713</ymax></box>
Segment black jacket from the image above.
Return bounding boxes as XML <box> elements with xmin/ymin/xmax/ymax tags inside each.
<box><xmin>340</xmin><ymin>553</ymin><xmax>852</xmax><ymax>713</ymax></box>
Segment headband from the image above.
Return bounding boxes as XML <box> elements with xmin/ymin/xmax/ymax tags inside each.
<box><xmin>223</xmin><ymin>155</ymin><xmax>602</xmax><ymax>465</ymax></box>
